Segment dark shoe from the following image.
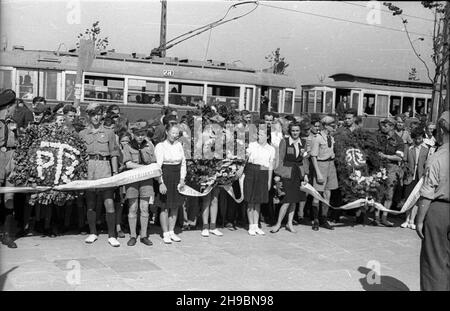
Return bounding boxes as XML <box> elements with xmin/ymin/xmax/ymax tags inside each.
<box><xmin>127</xmin><ymin>237</ymin><xmax>137</xmax><ymax>246</ymax></box>
<box><xmin>16</xmin><ymin>227</ymin><xmax>31</xmax><ymax>238</ymax></box>
<box><xmin>371</xmin><ymin>217</ymin><xmax>381</xmax><ymax>226</ymax></box>
<box><xmin>2</xmin><ymin>235</ymin><xmax>17</xmax><ymax>248</ymax></box>
<box><xmin>117</xmin><ymin>230</ymin><xmax>126</xmax><ymax>238</ymax></box>
<box><xmin>270</xmin><ymin>225</ymin><xmax>281</xmax><ymax>233</ymax></box>
<box><xmin>381</xmin><ymin>218</ymin><xmax>394</xmax><ymax>227</ymax></box>
<box><xmin>320</xmin><ymin>217</ymin><xmax>335</xmax><ymax>230</ymax></box>
<box><xmin>140</xmin><ymin>237</ymin><xmax>153</xmax><ymax>246</ymax></box>
<box><xmin>312</xmin><ymin>220</ymin><xmax>319</xmax><ymax>231</ymax></box>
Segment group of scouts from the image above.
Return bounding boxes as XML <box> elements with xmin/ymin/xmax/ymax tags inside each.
<box><xmin>0</xmin><ymin>89</ymin><xmax>448</xmax><ymax>291</ymax></box>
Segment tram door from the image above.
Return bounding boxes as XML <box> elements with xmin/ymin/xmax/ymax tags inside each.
<box><xmin>350</xmin><ymin>90</ymin><xmax>362</xmax><ymax>114</ymax></box>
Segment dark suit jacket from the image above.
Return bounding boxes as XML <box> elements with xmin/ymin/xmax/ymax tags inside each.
<box><xmin>404</xmin><ymin>144</ymin><xmax>428</xmax><ymax>185</ymax></box>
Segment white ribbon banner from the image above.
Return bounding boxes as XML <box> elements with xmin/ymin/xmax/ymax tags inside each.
<box><xmin>299</xmin><ymin>177</ymin><xmax>423</xmax><ymax>215</ymax></box>
<box><xmin>0</xmin><ymin>163</ymin><xmax>161</xmax><ymax>193</ymax></box>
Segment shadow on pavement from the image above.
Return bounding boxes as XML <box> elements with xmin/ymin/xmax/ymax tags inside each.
<box><xmin>0</xmin><ymin>266</ymin><xmax>18</xmax><ymax>291</ymax></box>
<box><xmin>358</xmin><ymin>266</ymin><xmax>410</xmax><ymax>291</ymax></box>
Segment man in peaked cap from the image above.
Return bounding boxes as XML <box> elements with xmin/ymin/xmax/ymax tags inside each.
<box><xmin>415</xmin><ymin>111</ymin><xmax>449</xmax><ymax>291</ymax></box>
<box><xmin>0</xmin><ymin>90</ymin><xmax>18</xmax><ymax>248</ymax></box>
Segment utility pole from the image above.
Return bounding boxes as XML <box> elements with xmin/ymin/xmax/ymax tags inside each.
<box><xmin>445</xmin><ymin>2</ymin><xmax>450</xmax><ymax>113</ymax></box>
<box><xmin>74</xmin><ymin>39</ymin><xmax>94</xmax><ymax>110</ymax></box>
<box><xmin>159</xmin><ymin>0</ymin><xmax>167</xmax><ymax>58</ymax></box>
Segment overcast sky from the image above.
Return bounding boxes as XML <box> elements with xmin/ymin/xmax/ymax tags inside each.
<box><xmin>0</xmin><ymin>0</ymin><xmax>436</xmax><ymax>89</ymax></box>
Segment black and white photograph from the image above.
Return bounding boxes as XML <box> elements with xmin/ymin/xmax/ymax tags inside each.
<box><xmin>0</xmin><ymin>0</ymin><xmax>449</xmax><ymax>294</ymax></box>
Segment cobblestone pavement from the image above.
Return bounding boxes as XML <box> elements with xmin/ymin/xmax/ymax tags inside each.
<box><xmin>0</xmin><ymin>217</ymin><xmax>420</xmax><ymax>291</ymax></box>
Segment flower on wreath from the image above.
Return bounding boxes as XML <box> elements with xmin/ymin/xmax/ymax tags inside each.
<box><xmin>9</xmin><ymin>123</ymin><xmax>88</xmax><ymax>206</ymax></box>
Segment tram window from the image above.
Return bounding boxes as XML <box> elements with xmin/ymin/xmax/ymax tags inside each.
<box><xmin>351</xmin><ymin>93</ymin><xmax>360</xmax><ymax>111</ymax></box>
<box><xmin>415</xmin><ymin>98</ymin><xmax>426</xmax><ymax>117</ymax></box>
<box><xmin>128</xmin><ymin>79</ymin><xmax>164</xmax><ymax>104</ymax></box>
<box><xmin>294</xmin><ymin>95</ymin><xmax>302</xmax><ymax>114</ymax></box>
<box><xmin>389</xmin><ymin>96</ymin><xmax>401</xmax><ymax>116</ymax></box>
<box><xmin>65</xmin><ymin>74</ymin><xmax>76</xmax><ymax>101</ymax></box>
<box><xmin>325</xmin><ymin>91</ymin><xmax>333</xmax><ymax>113</ymax></box>
<box><xmin>284</xmin><ymin>90</ymin><xmax>293</xmax><ymax>113</ymax></box>
<box><xmin>270</xmin><ymin>88</ymin><xmax>281</xmax><ymax>112</ymax></box>
<box><xmin>245</xmin><ymin>87</ymin><xmax>254</xmax><ymax>111</ymax></box>
<box><xmin>0</xmin><ymin>69</ymin><xmax>12</xmax><ymax>92</ymax></box>
<box><xmin>307</xmin><ymin>91</ymin><xmax>315</xmax><ymax>112</ymax></box>
<box><xmin>316</xmin><ymin>91</ymin><xmax>324</xmax><ymax>113</ymax></box>
<box><xmin>376</xmin><ymin>94</ymin><xmax>388</xmax><ymax>116</ymax></box>
<box><xmin>302</xmin><ymin>91</ymin><xmax>308</xmax><ymax>112</ymax></box>
<box><xmin>207</xmin><ymin>85</ymin><xmax>240</xmax><ymax>107</ymax></box>
<box><xmin>363</xmin><ymin>94</ymin><xmax>375</xmax><ymax>115</ymax></box>
<box><xmin>402</xmin><ymin>97</ymin><xmax>414</xmax><ymax>117</ymax></box>
<box><xmin>169</xmin><ymin>82</ymin><xmax>203</xmax><ymax>107</ymax></box>
<box><xmin>42</xmin><ymin>71</ymin><xmax>58</xmax><ymax>100</ymax></box>
<box><xmin>84</xmin><ymin>75</ymin><xmax>124</xmax><ymax>103</ymax></box>
<box><xmin>426</xmin><ymin>98</ymin><xmax>432</xmax><ymax>115</ymax></box>
<box><xmin>18</xmin><ymin>70</ymin><xmax>38</xmax><ymax>100</ymax></box>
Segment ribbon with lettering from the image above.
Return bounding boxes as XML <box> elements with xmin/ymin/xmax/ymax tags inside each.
<box><xmin>0</xmin><ymin>164</ymin><xmax>161</xmax><ymax>193</ymax></box>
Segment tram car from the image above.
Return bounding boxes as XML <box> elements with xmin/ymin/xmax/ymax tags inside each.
<box><xmin>0</xmin><ymin>46</ymin><xmax>297</xmax><ymax>121</ymax></box>
<box><xmin>298</xmin><ymin>73</ymin><xmax>434</xmax><ymax>129</ymax></box>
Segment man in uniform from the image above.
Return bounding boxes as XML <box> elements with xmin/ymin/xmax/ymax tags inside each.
<box><xmin>310</xmin><ymin>116</ymin><xmax>338</xmax><ymax>231</ymax></box>
<box><xmin>0</xmin><ymin>94</ymin><xmax>18</xmax><ymax>248</ymax></box>
<box><xmin>415</xmin><ymin>111</ymin><xmax>449</xmax><ymax>291</ymax></box>
<box><xmin>374</xmin><ymin>117</ymin><xmax>404</xmax><ymax>226</ymax></box>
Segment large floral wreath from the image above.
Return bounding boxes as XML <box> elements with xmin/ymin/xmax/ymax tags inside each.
<box><xmin>183</xmin><ymin>104</ymin><xmax>246</xmax><ymax>194</ymax></box>
<box><xmin>334</xmin><ymin>128</ymin><xmax>389</xmax><ymax>203</ymax></box>
<box><xmin>9</xmin><ymin>123</ymin><xmax>88</xmax><ymax>206</ymax></box>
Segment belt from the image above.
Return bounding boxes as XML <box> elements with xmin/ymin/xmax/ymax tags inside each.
<box><xmin>0</xmin><ymin>146</ymin><xmax>15</xmax><ymax>152</ymax></box>
<box><xmin>317</xmin><ymin>158</ymin><xmax>334</xmax><ymax>162</ymax></box>
<box><xmin>88</xmin><ymin>154</ymin><xmax>111</xmax><ymax>161</ymax></box>
<box><xmin>433</xmin><ymin>199</ymin><xmax>450</xmax><ymax>204</ymax></box>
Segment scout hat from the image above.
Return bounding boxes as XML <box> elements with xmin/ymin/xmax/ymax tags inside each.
<box><xmin>0</xmin><ymin>89</ymin><xmax>16</xmax><ymax>109</ymax></box>
<box><xmin>320</xmin><ymin>115</ymin><xmax>335</xmax><ymax>125</ymax></box>
<box><xmin>379</xmin><ymin>117</ymin><xmax>396</xmax><ymax>126</ymax></box>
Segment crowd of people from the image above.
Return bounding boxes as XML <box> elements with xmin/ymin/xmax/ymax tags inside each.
<box><xmin>0</xmin><ymin>90</ymin><xmax>444</xmax><ymax>254</ymax></box>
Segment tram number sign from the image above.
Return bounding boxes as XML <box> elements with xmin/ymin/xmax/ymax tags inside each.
<box><xmin>163</xmin><ymin>70</ymin><xmax>174</xmax><ymax>77</ymax></box>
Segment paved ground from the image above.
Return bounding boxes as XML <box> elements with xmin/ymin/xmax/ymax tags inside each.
<box><xmin>0</xmin><ymin>217</ymin><xmax>421</xmax><ymax>291</ymax></box>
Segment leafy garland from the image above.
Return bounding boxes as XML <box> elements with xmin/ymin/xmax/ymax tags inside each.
<box><xmin>333</xmin><ymin>128</ymin><xmax>389</xmax><ymax>203</ymax></box>
<box><xmin>9</xmin><ymin>123</ymin><xmax>88</xmax><ymax>206</ymax></box>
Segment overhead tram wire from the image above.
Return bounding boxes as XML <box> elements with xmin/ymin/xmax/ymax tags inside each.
<box><xmin>157</xmin><ymin>1</ymin><xmax>259</xmax><ymax>53</ymax></box>
<box><xmin>259</xmin><ymin>2</ymin><xmax>433</xmax><ymax>38</ymax></box>
<box><xmin>341</xmin><ymin>1</ymin><xmax>435</xmax><ymax>23</ymax></box>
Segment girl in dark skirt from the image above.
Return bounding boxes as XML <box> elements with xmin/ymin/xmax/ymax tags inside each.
<box><xmin>244</xmin><ymin>121</ymin><xmax>275</xmax><ymax>236</ymax></box>
<box><xmin>271</xmin><ymin>122</ymin><xmax>308</xmax><ymax>234</ymax></box>
<box><xmin>154</xmin><ymin>123</ymin><xmax>186</xmax><ymax>244</ymax></box>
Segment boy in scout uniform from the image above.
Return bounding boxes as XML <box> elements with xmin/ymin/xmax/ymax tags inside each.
<box><xmin>415</xmin><ymin>111</ymin><xmax>449</xmax><ymax>291</ymax></box>
<box><xmin>122</xmin><ymin>125</ymin><xmax>156</xmax><ymax>247</ymax></box>
<box><xmin>79</xmin><ymin>103</ymin><xmax>121</xmax><ymax>247</ymax></box>
<box><xmin>374</xmin><ymin>117</ymin><xmax>404</xmax><ymax>227</ymax></box>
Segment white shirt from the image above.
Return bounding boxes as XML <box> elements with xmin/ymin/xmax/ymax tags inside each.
<box><xmin>247</xmin><ymin>141</ymin><xmax>276</xmax><ymax>170</ymax></box>
<box><xmin>155</xmin><ymin>140</ymin><xmax>187</xmax><ymax>180</ymax></box>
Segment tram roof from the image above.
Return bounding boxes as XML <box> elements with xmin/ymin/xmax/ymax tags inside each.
<box><xmin>301</xmin><ymin>80</ymin><xmax>432</xmax><ymax>95</ymax></box>
<box><xmin>0</xmin><ymin>49</ymin><xmax>296</xmax><ymax>89</ymax></box>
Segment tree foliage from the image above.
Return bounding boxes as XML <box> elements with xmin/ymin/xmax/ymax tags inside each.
<box><xmin>76</xmin><ymin>21</ymin><xmax>109</xmax><ymax>51</ymax></box>
<box><xmin>265</xmin><ymin>48</ymin><xmax>289</xmax><ymax>74</ymax></box>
